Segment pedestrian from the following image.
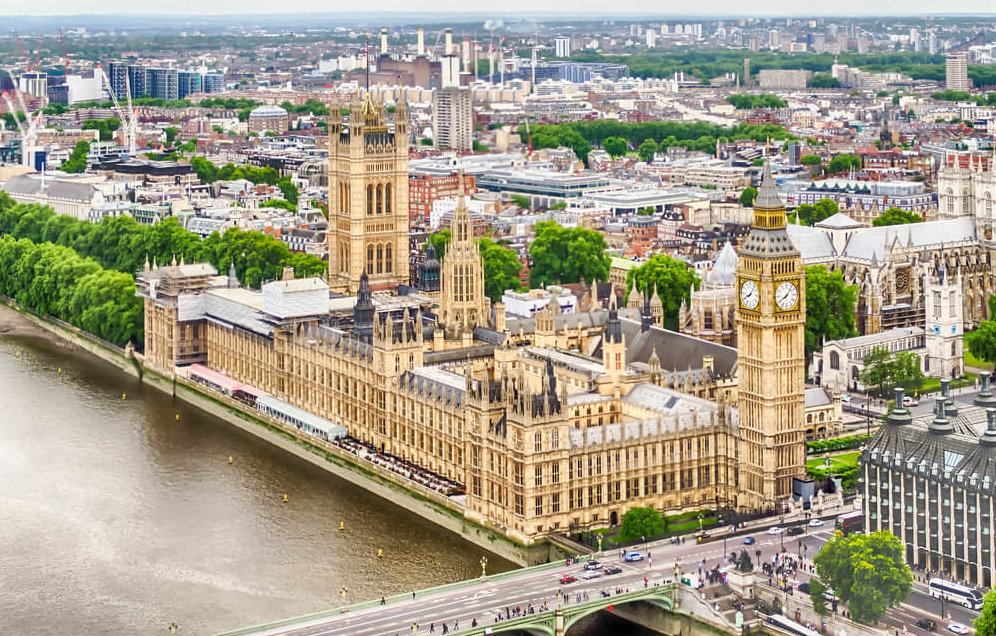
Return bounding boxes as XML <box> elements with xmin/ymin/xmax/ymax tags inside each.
<box><xmin>429</xmin><ymin>623</ymin><xmax>434</xmax><ymax>633</ymax></box>
<box><xmin>412</xmin><ymin>591</ymin><xmax>416</xmax><ymax>601</ymax></box>
<box><xmin>381</xmin><ymin>596</ymin><xmax>386</xmax><ymax>605</ymax></box>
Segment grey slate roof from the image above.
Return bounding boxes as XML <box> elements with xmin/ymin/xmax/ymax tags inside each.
<box><xmin>3</xmin><ymin>173</ymin><xmax>96</xmax><ymax>202</ymax></box>
<box><xmin>616</xmin><ymin>317</ymin><xmax>738</xmax><ymax>377</ymax></box>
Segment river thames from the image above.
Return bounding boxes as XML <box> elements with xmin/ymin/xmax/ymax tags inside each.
<box><xmin>0</xmin><ymin>307</ymin><xmax>516</xmax><ymax>635</ymax></box>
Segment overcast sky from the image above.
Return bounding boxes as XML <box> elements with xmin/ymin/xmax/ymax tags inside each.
<box><xmin>7</xmin><ymin>0</ymin><xmax>996</xmax><ymax>16</ymax></box>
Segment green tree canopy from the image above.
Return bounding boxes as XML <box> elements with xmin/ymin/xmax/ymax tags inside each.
<box><xmin>739</xmin><ymin>186</ymin><xmax>758</xmax><ymax>207</ymax></box>
<box><xmin>796</xmin><ymin>198</ymin><xmax>840</xmax><ymax>226</ymax></box>
<box><xmin>813</xmin><ymin>531</ymin><xmax>912</xmax><ymax>624</ymax></box>
<box><xmin>801</xmin><ymin>154</ymin><xmax>823</xmax><ymax>166</ymax></box>
<box><xmin>808</xmin><ymin>578</ymin><xmax>830</xmax><ymax>617</ymax></box>
<box><xmin>810</xmin><ymin>74</ymin><xmax>840</xmax><ymax>88</ymax></box>
<box><xmin>479</xmin><ymin>238</ymin><xmax>524</xmax><ymax>302</ymax></box>
<box><xmin>859</xmin><ymin>347</ymin><xmax>925</xmax><ymax>397</ymax></box>
<box><xmin>427</xmin><ymin>229</ymin><xmax>451</xmax><ymax>263</ymax></box>
<box><xmin>528</xmin><ymin>221</ymin><xmax>610</xmax><ymax>288</ymax></box>
<box><xmin>967</xmin><ymin>319</ymin><xmax>996</xmax><ymax>371</ymax></box>
<box><xmin>603</xmin><ymin>136</ymin><xmax>628</xmax><ymax>158</ymax></box>
<box><xmin>61</xmin><ymin>140</ymin><xmax>91</xmax><ymax>174</ymax></box>
<box><xmin>872</xmin><ymin>208</ymin><xmax>923</xmax><ymax>227</ymax></box>
<box><xmin>726</xmin><ymin>94</ymin><xmax>787</xmax><ymax>109</ymax></box>
<box><xmin>638</xmin><ymin>138</ymin><xmax>658</xmax><ymax>163</ymax></box>
<box><xmin>625</xmin><ymin>255</ymin><xmax>699</xmax><ymax>330</ymax></box>
<box><xmin>163</xmin><ymin>126</ymin><xmax>179</xmax><ymax>144</ymax></box>
<box><xmin>804</xmin><ymin>265</ymin><xmax>858</xmax><ymax>358</ymax></box>
<box><xmin>509</xmin><ymin>194</ymin><xmax>531</xmax><ymax>210</ymax></box>
<box><xmin>975</xmin><ymin>589</ymin><xmax>996</xmax><ymax>636</ymax></box>
<box><xmin>827</xmin><ymin>153</ymin><xmax>862</xmax><ymax>174</ymax></box>
<box><xmin>277</xmin><ymin>177</ymin><xmax>299</xmax><ymax>205</ymax></box>
<box><xmin>618</xmin><ymin>506</ymin><xmax>667</xmax><ymax>542</ymax></box>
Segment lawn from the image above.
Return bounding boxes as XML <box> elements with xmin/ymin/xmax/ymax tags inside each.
<box><xmin>920</xmin><ymin>372</ymin><xmax>976</xmax><ymax>394</ymax></box>
<box><xmin>964</xmin><ymin>350</ymin><xmax>992</xmax><ymax>371</ymax></box>
<box><xmin>806</xmin><ymin>451</ymin><xmax>860</xmax><ymax>473</ymax></box>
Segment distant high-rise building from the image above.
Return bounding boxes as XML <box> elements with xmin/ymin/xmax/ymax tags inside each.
<box><xmin>106</xmin><ymin>62</ymin><xmax>129</xmax><ymax>99</ymax></box>
<box><xmin>554</xmin><ymin>36</ymin><xmax>571</xmax><ymax>58</ymax></box>
<box><xmin>909</xmin><ymin>27</ymin><xmax>919</xmax><ymax>51</ymax></box>
<box><xmin>127</xmin><ymin>65</ymin><xmax>147</xmax><ymax>98</ymax></box>
<box><xmin>946</xmin><ymin>53</ymin><xmax>969</xmax><ymax>92</ymax></box>
<box><xmin>17</xmin><ymin>72</ymin><xmax>47</xmax><ymax>99</ymax></box>
<box><xmin>645</xmin><ymin>30</ymin><xmax>657</xmax><ymax>48</ymax></box>
<box><xmin>147</xmin><ymin>68</ymin><xmax>178</xmax><ymax>101</ymax></box>
<box><xmin>928</xmin><ymin>31</ymin><xmax>938</xmax><ymax>55</ymax></box>
<box><xmin>743</xmin><ymin>58</ymin><xmax>751</xmax><ymax>86</ymax></box>
<box><xmin>202</xmin><ymin>72</ymin><xmax>225</xmax><ymax>94</ymax></box>
<box><xmin>433</xmin><ymin>87</ymin><xmax>473</xmax><ymax>152</ymax></box>
<box><xmin>177</xmin><ymin>70</ymin><xmax>202</xmax><ymax>99</ymax></box>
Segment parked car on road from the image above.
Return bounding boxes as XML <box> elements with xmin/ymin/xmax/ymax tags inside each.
<box><xmin>583</xmin><ymin>560</ymin><xmax>602</xmax><ymax>571</ymax></box>
<box><xmin>767</xmin><ymin>526</ymin><xmax>784</xmax><ymax>535</ymax></box>
<box><xmin>604</xmin><ymin>565</ymin><xmax>623</xmax><ymax>575</ymax></box>
<box><xmin>624</xmin><ymin>551</ymin><xmax>644</xmax><ymax>562</ymax></box>
<box><xmin>903</xmin><ymin>396</ymin><xmax>920</xmax><ymax>407</ymax></box>
<box><xmin>787</xmin><ymin>526</ymin><xmax>805</xmax><ymax>536</ymax></box>
<box><xmin>744</xmin><ymin>536</ymin><xmax>756</xmax><ymax>545</ymax></box>
<box><xmin>947</xmin><ymin>623</ymin><xmax>969</xmax><ymax>635</ymax></box>
<box><xmin>559</xmin><ymin>574</ymin><xmax>577</xmax><ymax>584</ymax></box>
<box><xmin>581</xmin><ymin>570</ymin><xmax>601</xmax><ymax>580</ymax></box>
<box><xmin>808</xmin><ymin>518</ymin><xmax>824</xmax><ymax>527</ymax></box>
<box><xmin>916</xmin><ymin>619</ymin><xmax>937</xmax><ymax>631</ymax></box>
<box><xmin>840</xmin><ymin>394</ymin><xmax>852</xmax><ymax>403</ymax></box>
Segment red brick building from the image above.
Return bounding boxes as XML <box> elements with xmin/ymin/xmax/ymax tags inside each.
<box><xmin>408</xmin><ymin>173</ymin><xmax>476</xmax><ymax>225</ymax></box>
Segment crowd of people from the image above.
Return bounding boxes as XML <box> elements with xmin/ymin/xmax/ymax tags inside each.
<box><xmin>332</xmin><ymin>437</ymin><xmax>465</xmax><ymax>496</ymax></box>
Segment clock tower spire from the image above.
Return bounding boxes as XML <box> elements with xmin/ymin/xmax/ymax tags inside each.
<box><xmin>735</xmin><ymin>162</ymin><xmax>807</xmax><ymax>513</ymax></box>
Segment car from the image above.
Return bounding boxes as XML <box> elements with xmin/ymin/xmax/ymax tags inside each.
<box><xmin>604</xmin><ymin>565</ymin><xmax>623</xmax><ymax>575</ymax></box>
<box><xmin>797</xmin><ymin>582</ymin><xmax>810</xmax><ymax>594</ymax></box>
<box><xmin>581</xmin><ymin>570</ymin><xmax>601</xmax><ymax>580</ymax></box>
<box><xmin>840</xmin><ymin>393</ymin><xmax>852</xmax><ymax>403</ymax></box>
<box><xmin>947</xmin><ymin>624</ymin><xmax>969</xmax><ymax>635</ymax></box>
<box><xmin>583</xmin><ymin>560</ymin><xmax>602</xmax><ymax>571</ymax></box>
<box><xmin>744</xmin><ymin>536</ymin><xmax>756</xmax><ymax>545</ymax></box>
<box><xmin>624</xmin><ymin>550</ymin><xmax>644</xmax><ymax>562</ymax></box>
<box><xmin>808</xmin><ymin>518</ymin><xmax>825</xmax><ymax>527</ymax></box>
<box><xmin>903</xmin><ymin>396</ymin><xmax>920</xmax><ymax>407</ymax></box>
<box><xmin>559</xmin><ymin>574</ymin><xmax>577</xmax><ymax>585</ymax></box>
<box><xmin>788</xmin><ymin>526</ymin><xmax>805</xmax><ymax>536</ymax></box>
<box><xmin>824</xmin><ymin>589</ymin><xmax>837</xmax><ymax>602</ymax></box>
<box><xmin>768</xmin><ymin>526</ymin><xmax>784</xmax><ymax>535</ymax></box>
<box><xmin>916</xmin><ymin>619</ymin><xmax>937</xmax><ymax>631</ymax></box>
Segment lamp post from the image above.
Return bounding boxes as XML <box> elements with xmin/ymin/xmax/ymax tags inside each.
<box><xmin>865</xmin><ymin>391</ymin><xmax>871</xmax><ymax>441</ymax></box>
<box><xmin>480</xmin><ymin>556</ymin><xmax>488</xmax><ymax>578</ymax></box>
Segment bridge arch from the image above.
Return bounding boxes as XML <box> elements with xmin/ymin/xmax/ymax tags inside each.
<box><xmin>561</xmin><ymin>585</ymin><xmax>675</xmax><ymax>634</ymax></box>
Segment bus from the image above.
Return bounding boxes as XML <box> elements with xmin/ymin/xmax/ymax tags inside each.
<box><xmin>835</xmin><ymin>511</ymin><xmax>863</xmax><ymax>535</ymax></box>
<box><xmin>928</xmin><ymin>578</ymin><xmax>985</xmax><ymax>610</ymax></box>
<box><xmin>767</xmin><ymin>614</ymin><xmax>821</xmax><ymax>636</ymax></box>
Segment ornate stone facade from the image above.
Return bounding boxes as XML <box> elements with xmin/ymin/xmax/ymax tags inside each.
<box><xmin>680</xmin><ymin>241</ymin><xmax>738</xmax><ymax>347</ymax></box>
<box><xmin>327</xmin><ymin>96</ymin><xmax>410</xmax><ymax>294</ymax></box>
<box><xmin>736</xmin><ymin>164</ymin><xmax>808</xmax><ymax>512</ymax></box>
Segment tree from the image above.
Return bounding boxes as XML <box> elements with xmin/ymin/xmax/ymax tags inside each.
<box><xmin>479</xmin><ymin>238</ymin><xmax>524</xmax><ymax>302</ymax></box>
<box><xmin>528</xmin><ymin>221</ymin><xmax>610</xmax><ymax>288</ymax></box>
<box><xmin>509</xmin><ymin>194</ymin><xmax>531</xmax><ymax>210</ymax></box>
<box><xmin>967</xmin><ymin>320</ymin><xmax>996</xmax><ymax>370</ymax></box>
<box><xmin>859</xmin><ymin>347</ymin><xmax>925</xmax><ymax>397</ymax></box>
<box><xmin>813</xmin><ymin>531</ymin><xmax>912</xmax><ymax>624</ymax></box>
<box><xmin>427</xmin><ymin>229</ymin><xmax>451</xmax><ymax>263</ymax></box>
<box><xmin>808</xmin><ymin>578</ymin><xmax>830</xmax><ymax>617</ymax></box>
<box><xmin>277</xmin><ymin>177</ymin><xmax>299</xmax><ymax>205</ymax></box>
<box><xmin>618</xmin><ymin>506</ymin><xmax>667</xmax><ymax>542</ymax></box>
<box><xmin>739</xmin><ymin>186</ymin><xmax>758</xmax><ymax>208</ymax></box>
<box><xmin>638</xmin><ymin>138</ymin><xmax>658</xmax><ymax>163</ymax></box>
<box><xmin>810</xmin><ymin>74</ymin><xmax>840</xmax><ymax>88</ymax></box>
<box><xmin>796</xmin><ymin>198</ymin><xmax>839</xmax><ymax>226</ymax></box>
<box><xmin>873</xmin><ymin>208</ymin><xmax>923</xmax><ymax>227</ymax></box>
<box><xmin>603</xmin><ymin>136</ymin><xmax>628</xmax><ymax>158</ymax></box>
<box><xmin>163</xmin><ymin>126</ymin><xmax>179</xmax><ymax>144</ymax></box>
<box><xmin>804</xmin><ymin>265</ymin><xmax>858</xmax><ymax>358</ymax></box>
<box><xmin>975</xmin><ymin>590</ymin><xmax>996</xmax><ymax>636</ymax></box>
<box><xmin>61</xmin><ymin>141</ymin><xmax>91</xmax><ymax>174</ymax></box>
<box><xmin>801</xmin><ymin>154</ymin><xmax>823</xmax><ymax>166</ymax></box>
<box><xmin>827</xmin><ymin>153</ymin><xmax>862</xmax><ymax>174</ymax></box>
<box><xmin>626</xmin><ymin>255</ymin><xmax>699</xmax><ymax>330</ymax></box>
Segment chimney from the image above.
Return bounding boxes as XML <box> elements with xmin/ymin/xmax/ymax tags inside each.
<box><xmin>445</xmin><ymin>28</ymin><xmax>454</xmax><ymax>56</ymax></box>
<box><xmin>886</xmin><ymin>387</ymin><xmax>912</xmax><ymax>426</ymax></box>
<box><xmin>975</xmin><ymin>371</ymin><xmax>996</xmax><ymax>408</ymax></box>
<box><xmin>282</xmin><ymin>266</ymin><xmax>295</xmax><ymax>281</ymax></box>
<box><xmin>380</xmin><ymin>28</ymin><xmax>388</xmax><ymax>56</ymax></box>
<box><xmin>417</xmin><ymin>27</ymin><xmax>425</xmax><ymax>56</ymax></box>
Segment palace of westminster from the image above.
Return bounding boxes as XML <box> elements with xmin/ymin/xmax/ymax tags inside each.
<box><xmin>137</xmin><ymin>97</ymin><xmax>995</xmax><ymax>545</ymax></box>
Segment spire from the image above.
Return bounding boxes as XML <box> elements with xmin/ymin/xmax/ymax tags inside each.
<box><xmin>354</xmin><ymin>271</ymin><xmax>375</xmax><ymax>344</ymax></box>
<box><xmin>753</xmin><ymin>161</ymin><xmax>783</xmax><ymax>210</ymax></box>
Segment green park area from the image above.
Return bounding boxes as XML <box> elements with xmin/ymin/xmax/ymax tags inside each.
<box><xmin>806</xmin><ymin>451</ymin><xmax>860</xmax><ymax>473</ymax></box>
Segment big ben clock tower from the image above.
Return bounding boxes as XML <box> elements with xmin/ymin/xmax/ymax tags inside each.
<box><xmin>735</xmin><ymin>163</ymin><xmax>807</xmax><ymax>513</ymax></box>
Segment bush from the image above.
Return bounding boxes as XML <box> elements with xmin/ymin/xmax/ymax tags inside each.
<box><xmin>807</xmin><ymin>434</ymin><xmax>870</xmax><ymax>455</ymax></box>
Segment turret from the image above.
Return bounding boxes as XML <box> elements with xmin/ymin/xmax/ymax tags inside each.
<box><xmin>354</xmin><ymin>271</ymin><xmax>375</xmax><ymax>344</ymax></box>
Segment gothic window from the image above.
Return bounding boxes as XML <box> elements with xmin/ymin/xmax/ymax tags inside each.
<box><xmin>376</xmin><ymin>244</ymin><xmax>383</xmax><ymax>273</ymax></box>
<box><xmin>385</xmin><ymin>243</ymin><xmax>392</xmax><ymax>273</ymax></box>
<box><xmin>986</xmin><ymin>192</ymin><xmax>993</xmax><ymax>217</ymax></box>
<box><xmin>367</xmin><ymin>244</ymin><xmax>374</xmax><ymax>274</ymax></box>
<box><xmin>830</xmin><ymin>351</ymin><xmax>840</xmax><ymax>370</ymax></box>
<box><xmin>366</xmin><ymin>185</ymin><xmax>373</xmax><ymax>215</ymax></box>
<box><xmin>946</xmin><ymin>189</ymin><xmax>954</xmax><ymax>215</ymax></box>
<box><xmin>952</xmin><ymin>342</ymin><xmax>957</xmax><ymax>356</ymax></box>
<box><xmin>934</xmin><ymin>291</ymin><xmax>942</xmax><ymax>319</ymax></box>
<box><xmin>376</xmin><ymin>184</ymin><xmax>383</xmax><ymax>214</ymax></box>
<box><xmin>385</xmin><ymin>183</ymin><xmax>392</xmax><ymax>215</ymax></box>
<box><xmin>949</xmin><ymin>291</ymin><xmax>957</xmax><ymax>316</ymax></box>
<box><xmin>704</xmin><ymin>310</ymin><xmax>713</xmax><ymax>330</ymax></box>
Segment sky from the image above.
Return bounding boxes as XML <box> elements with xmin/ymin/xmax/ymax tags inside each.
<box><xmin>6</xmin><ymin>0</ymin><xmax>996</xmax><ymax>16</ymax></box>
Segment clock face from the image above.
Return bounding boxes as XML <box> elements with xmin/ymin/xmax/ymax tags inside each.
<box><xmin>740</xmin><ymin>280</ymin><xmax>759</xmax><ymax>310</ymax></box>
<box><xmin>776</xmin><ymin>281</ymin><xmax>799</xmax><ymax>311</ymax></box>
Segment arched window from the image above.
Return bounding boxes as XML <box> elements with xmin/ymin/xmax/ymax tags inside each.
<box><xmin>829</xmin><ymin>351</ymin><xmax>840</xmax><ymax>370</ymax></box>
<box><xmin>385</xmin><ymin>243</ymin><xmax>392</xmax><ymax>273</ymax></box>
<box><xmin>986</xmin><ymin>192</ymin><xmax>993</xmax><ymax>217</ymax></box>
<box><xmin>946</xmin><ymin>188</ymin><xmax>955</xmax><ymax>215</ymax></box>
<box><xmin>385</xmin><ymin>183</ymin><xmax>392</xmax><ymax>215</ymax></box>
<box><xmin>952</xmin><ymin>342</ymin><xmax>957</xmax><ymax>356</ymax></box>
<box><xmin>367</xmin><ymin>244</ymin><xmax>374</xmax><ymax>274</ymax></box>
<box><xmin>376</xmin><ymin>244</ymin><xmax>383</xmax><ymax>273</ymax></box>
<box><xmin>366</xmin><ymin>185</ymin><xmax>373</xmax><ymax>215</ymax></box>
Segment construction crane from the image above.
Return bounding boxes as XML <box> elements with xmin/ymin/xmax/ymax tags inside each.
<box><xmin>98</xmin><ymin>67</ymin><xmax>137</xmax><ymax>155</ymax></box>
<box><xmin>58</xmin><ymin>28</ymin><xmax>70</xmax><ymax>76</ymax></box>
<box><xmin>2</xmin><ymin>89</ymin><xmax>37</xmax><ymax>167</ymax></box>
<box><xmin>14</xmin><ymin>33</ymin><xmax>29</xmax><ymax>71</ymax></box>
